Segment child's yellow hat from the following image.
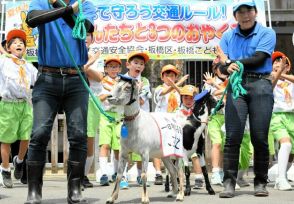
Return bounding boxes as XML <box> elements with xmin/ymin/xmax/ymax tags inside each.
<box><xmin>127</xmin><ymin>51</ymin><xmax>149</xmax><ymax>63</ymax></box>
<box><xmin>161</xmin><ymin>64</ymin><xmax>180</xmax><ymax>77</ymax></box>
<box><xmin>180</xmin><ymin>85</ymin><xmax>198</xmax><ymax>96</ymax></box>
<box><xmin>6</xmin><ymin>29</ymin><xmax>26</xmax><ymax>44</ymax></box>
<box><xmin>104</xmin><ymin>56</ymin><xmax>122</xmax><ymax>66</ymax></box>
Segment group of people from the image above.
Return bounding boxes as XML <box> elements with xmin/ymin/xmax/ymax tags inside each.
<box><xmin>0</xmin><ymin>0</ymin><xmax>293</xmax><ymax>203</ymax></box>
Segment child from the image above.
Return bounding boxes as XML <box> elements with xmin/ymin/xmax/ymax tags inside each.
<box><xmin>122</xmin><ymin>51</ymin><xmax>151</xmax><ymax>188</ymax></box>
<box><xmin>153</xmin><ymin>64</ymin><xmax>188</xmax><ymax>184</ymax></box>
<box><xmin>98</xmin><ymin>55</ymin><xmax>122</xmax><ymax>186</ymax></box>
<box><xmin>83</xmin><ymin>32</ymin><xmax>104</xmax><ymax>188</ymax></box>
<box><xmin>270</xmin><ymin>51</ymin><xmax>294</xmax><ymax>191</ymax></box>
<box><xmin>204</xmin><ymin>59</ymin><xmax>253</xmax><ymax>188</ymax></box>
<box><xmin>0</xmin><ymin>29</ymin><xmax>37</xmax><ymax>188</ymax></box>
<box><xmin>203</xmin><ymin>60</ymin><xmax>227</xmax><ymax>186</ymax></box>
<box><xmin>177</xmin><ymin>85</ymin><xmax>204</xmax><ymax>188</ymax></box>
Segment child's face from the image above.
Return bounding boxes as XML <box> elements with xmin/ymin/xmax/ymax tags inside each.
<box><xmin>126</xmin><ymin>57</ymin><xmax>145</xmax><ymax>78</ymax></box>
<box><xmin>85</xmin><ymin>33</ymin><xmax>93</xmax><ymax>49</ymax></box>
<box><xmin>273</xmin><ymin>58</ymin><xmax>290</xmax><ymax>74</ymax></box>
<box><xmin>105</xmin><ymin>61</ymin><xmax>121</xmax><ymax>79</ymax></box>
<box><xmin>162</xmin><ymin>71</ymin><xmax>177</xmax><ymax>86</ymax></box>
<box><xmin>7</xmin><ymin>38</ymin><xmax>26</xmax><ymax>58</ymax></box>
<box><xmin>182</xmin><ymin>95</ymin><xmax>194</xmax><ymax>108</ymax></box>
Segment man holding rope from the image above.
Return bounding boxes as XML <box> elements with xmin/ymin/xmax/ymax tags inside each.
<box><xmin>25</xmin><ymin>0</ymin><xmax>95</xmax><ymax>203</ymax></box>
<box><xmin>217</xmin><ymin>0</ymin><xmax>276</xmax><ymax>198</ymax></box>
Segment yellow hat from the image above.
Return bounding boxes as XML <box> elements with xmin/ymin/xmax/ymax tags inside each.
<box><xmin>180</xmin><ymin>85</ymin><xmax>198</xmax><ymax>96</ymax></box>
<box><xmin>161</xmin><ymin>64</ymin><xmax>180</xmax><ymax>77</ymax></box>
<box><xmin>127</xmin><ymin>51</ymin><xmax>149</xmax><ymax>63</ymax></box>
<box><xmin>6</xmin><ymin>29</ymin><xmax>26</xmax><ymax>44</ymax></box>
<box><xmin>104</xmin><ymin>56</ymin><xmax>122</xmax><ymax>66</ymax></box>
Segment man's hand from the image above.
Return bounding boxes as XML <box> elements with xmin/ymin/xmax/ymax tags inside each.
<box><xmin>72</xmin><ymin>0</ymin><xmax>85</xmax><ymax>14</ymax></box>
<box><xmin>227</xmin><ymin>63</ymin><xmax>240</xmax><ymax>74</ymax></box>
<box><xmin>49</xmin><ymin>0</ymin><xmax>57</xmax><ymax>4</ymax></box>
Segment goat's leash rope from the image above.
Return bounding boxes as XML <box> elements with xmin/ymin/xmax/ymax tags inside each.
<box><xmin>210</xmin><ymin>61</ymin><xmax>247</xmax><ymax>117</ymax></box>
<box><xmin>49</xmin><ymin>0</ymin><xmax>116</xmax><ymax>123</ymax></box>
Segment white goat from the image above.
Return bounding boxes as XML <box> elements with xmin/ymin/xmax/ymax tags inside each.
<box><xmin>106</xmin><ymin>75</ymin><xmax>185</xmax><ymax>204</ymax></box>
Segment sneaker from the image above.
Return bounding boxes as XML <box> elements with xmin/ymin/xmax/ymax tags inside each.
<box><xmin>235</xmin><ymin>183</ymin><xmax>240</xmax><ymax>190</ymax></box>
<box><xmin>83</xmin><ymin>176</ymin><xmax>93</xmax><ymax>188</ymax></box>
<box><xmin>13</xmin><ymin>156</ymin><xmax>23</xmax><ymax>180</ymax></box>
<box><xmin>211</xmin><ymin>171</ymin><xmax>223</xmax><ymax>185</ymax></box>
<box><xmin>237</xmin><ymin>178</ymin><xmax>250</xmax><ymax>187</ymax></box>
<box><xmin>110</xmin><ymin>173</ymin><xmax>117</xmax><ymax>183</ymax></box>
<box><xmin>120</xmin><ymin>177</ymin><xmax>129</xmax><ymax>189</ymax></box>
<box><xmin>193</xmin><ymin>179</ymin><xmax>204</xmax><ymax>189</ymax></box>
<box><xmin>154</xmin><ymin>174</ymin><xmax>163</xmax><ymax>185</ymax></box>
<box><xmin>274</xmin><ymin>178</ymin><xmax>292</xmax><ymax>191</ymax></box>
<box><xmin>136</xmin><ymin>176</ymin><xmax>150</xmax><ymax>187</ymax></box>
<box><xmin>100</xmin><ymin>174</ymin><xmax>109</xmax><ymax>186</ymax></box>
<box><xmin>1</xmin><ymin>170</ymin><xmax>13</xmax><ymax>188</ymax></box>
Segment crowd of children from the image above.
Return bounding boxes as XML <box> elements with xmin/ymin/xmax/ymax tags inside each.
<box><xmin>0</xmin><ymin>27</ymin><xmax>293</xmax><ymax>201</ymax></box>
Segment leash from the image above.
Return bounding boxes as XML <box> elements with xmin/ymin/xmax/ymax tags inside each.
<box><xmin>48</xmin><ymin>0</ymin><xmax>116</xmax><ymax>122</ymax></box>
<box><xmin>58</xmin><ymin>0</ymin><xmax>86</xmax><ymax>40</ymax></box>
<box><xmin>210</xmin><ymin>61</ymin><xmax>247</xmax><ymax>117</ymax></box>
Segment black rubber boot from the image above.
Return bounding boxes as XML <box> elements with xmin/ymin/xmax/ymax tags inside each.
<box><xmin>67</xmin><ymin>160</ymin><xmax>88</xmax><ymax>204</ymax></box>
<box><xmin>25</xmin><ymin>161</ymin><xmax>45</xmax><ymax>204</ymax></box>
<box><xmin>219</xmin><ymin>177</ymin><xmax>236</xmax><ymax>198</ymax></box>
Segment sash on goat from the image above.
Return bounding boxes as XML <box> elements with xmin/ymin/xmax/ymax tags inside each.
<box><xmin>151</xmin><ymin>113</ymin><xmax>184</xmax><ymax>158</ymax></box>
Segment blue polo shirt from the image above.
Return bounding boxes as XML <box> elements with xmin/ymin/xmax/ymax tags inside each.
<box><xmin>29</xmin><ymin>0</ymin><xmax>95</xmax><ymax>67</ymax></box>
<box><xmin>220</xmin><ymin>22</ymin><xmax>276</xmax><ymax>74</ymax></box>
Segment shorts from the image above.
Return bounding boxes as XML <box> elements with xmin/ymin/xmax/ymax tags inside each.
<box><xmin>208</xmin><ymin>113</ymin><xmax>225</xmax><ymax>146</ymax></box>
<box><xmin>0</xmin><ymin>101</ymin><xmax>32</xmax><ymax>143</ymax></box>
<box><xmin>87</xmin><ymin>96</ymin><xmax>101</xmax><ymax>137</ymax></box>
<box><xmin>99</xmin><ymin>112</ymin><xmax>122</xmax><ymax>151</ymax></box>
<box><xmin>270</xmin><ymin>112</ymin><xmax>294</xmax><ymax>153</ymax></box>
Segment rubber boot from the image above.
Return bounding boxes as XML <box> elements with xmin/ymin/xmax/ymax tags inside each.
<box><xmin>25</xmin><ymin>161</ymin><xmax>45</xmax><ymax>204</ymax></box>
<box><xmin>67</xmin><ymin>160</ymin><xmax>88</xmax><ymax>204</ymax></box>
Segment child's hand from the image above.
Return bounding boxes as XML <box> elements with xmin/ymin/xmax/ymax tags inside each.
<box><xmin>182</xmin><ymin>74</ymin><xmax>189</xmax><ymax>81</ymax></box>
<box><xmin>203</xmin><ymin>72</ymin><xmax>215</xmax><ymax>85</ymax></box>
<box><xmin>215</xmin><ymin>45</ymin><xmax>228</xmax><ymax>65</ymax></box>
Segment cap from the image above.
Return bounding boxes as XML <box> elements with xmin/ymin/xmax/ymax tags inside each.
<box><xmin>233</xmin><ymin>0</ymin><xmax>256</xmax><ymax>13</ymax></box>
<box><xmin>127</xmin><ymin>51</ymin><xmax>149</xmax><ymax>63</ymax></box>
<box><xmin>272</xmin><ymin>51</ymin><xmax>291</xmax><ymax>68</ymax></box>
<box><xmin>6</xmin><ymin>29</ymin><xmax>26</xmax><ymax>44</ymax></box>
<box><xmin>161</xmin><ymin>64</ymin><xmax>180</xmax><ymax>77</ymax></box>
<box><xmin>180</xmin><ymin>85</ymin><xmax>198</xmax><ymax>97</ymax></box>
<box><xmin>104</xmin><ymin>56</ymin><xmax>122</xmax><ymax>66</ymax></box>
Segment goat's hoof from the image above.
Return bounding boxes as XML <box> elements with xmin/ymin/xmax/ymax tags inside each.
<box><xmin>208</xmin><ymin>190</ymin><xmax>216</xmax><ymax>195</ymax></box>
<box><xmin>141</xmin><ymin>197</ymin><xmax>149</xmax><ymax>204</ymax></box>
<box><xmin>176</xmin><ymin>194</ymin><xmax>184</xmax><ymax>201</ymax></box>
<box><xmin>106</xmin><ymin>198</ymin><xmax>114</xmax><ymax>204</ymax></box>
<box><xmin>165</xmin><ymin>186</ymin><xmax>170</xmax><ymax>192</ymax></box>
<box><xmin>167</xmin><ymin>192</ymin><xmax>176</xmax><ymax>198</ymax></box>
<box><xmin>184</xmin><ymin>189</ymin><xmax>191</xmax><ymax>196</ymax></box>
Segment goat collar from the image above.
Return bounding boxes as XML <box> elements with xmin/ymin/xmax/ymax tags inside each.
<box><xmin>192</xmin><ymin>113</ymin><xmax>208</xmax><ymax>124</ymax></box>
<box><xmin>124</xmin><ymin>110</ymin><xmax>140</xmax><ymax>122</ymax></box>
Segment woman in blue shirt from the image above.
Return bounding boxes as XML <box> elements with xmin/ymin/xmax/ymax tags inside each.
<box><xmin>218</xmin><ymin>0</ymin><xmax>276</xmax><ymax>198</ymax></box>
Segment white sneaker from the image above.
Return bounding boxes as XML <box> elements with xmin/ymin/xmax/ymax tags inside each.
<box><xmin>211</xmin><ymin>172</ymin><xmax>223</xmax><ymax>185</ymax></box>
<box><xmin>235</xmin><ymin>183</ymin><xmax>240</xmax><ymax>190</ymax></box>
<box><xmin>274</xmin><ymin>178</ymin><xmax>292</xmax><ymax>191</ymax></box>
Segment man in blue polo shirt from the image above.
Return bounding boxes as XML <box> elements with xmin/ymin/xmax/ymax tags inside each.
<box><xmin>25</xmin><ymin>0</ymin><xmax>95</xmax><ymax>203</ymax></box>
<box><xmin>217</xmin><ymin>0</ymin><xmax>276</xmax><ymax>199</ymax></box>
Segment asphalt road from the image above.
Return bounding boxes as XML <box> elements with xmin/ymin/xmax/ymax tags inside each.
<box><xmin>1</xmin><ymin>172</ymin><xmax>294</xmax><ymax>204</ymax></box>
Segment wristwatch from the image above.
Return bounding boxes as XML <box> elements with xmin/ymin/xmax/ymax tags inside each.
<box><xmin>225</xmin><ymin>59</ymin><xmax>232</xmax><ymax>66</ymax></box>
